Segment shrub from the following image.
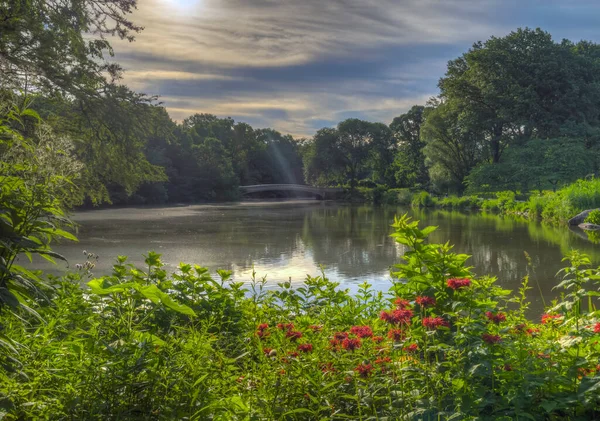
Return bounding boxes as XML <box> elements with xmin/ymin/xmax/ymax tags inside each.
<box><xmin>585</xmin><ymin>209</ymin><xmax>600</xmax><ymax>225</ymax></box>
<box><xmin>382</xmin><ymin>188</ymin><xmax>412</xmax><ymax>205</ymax></box>
<box><xmin>411</xmin><ymin>190</ymin><xmax>434</xmax><ymax>208</ymax></box>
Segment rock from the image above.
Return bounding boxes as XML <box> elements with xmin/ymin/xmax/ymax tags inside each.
<box><xmin>568</xmin><ymin>209</ymin><xmax>599</xmax><ymax>226</ymax></box>
<box><xmin>578</xmin><ymin>223</ymin><xmax>600</xmax><ymax>231</ymax></box>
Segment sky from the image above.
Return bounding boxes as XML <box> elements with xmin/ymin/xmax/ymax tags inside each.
<box><xmin>112</xmin><ymin>0</ymin><xmax>600</xmax><ymax>137</ymax></box>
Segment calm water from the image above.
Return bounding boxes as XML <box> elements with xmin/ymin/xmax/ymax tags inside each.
<box><xmin>29</xmin><ymin>200</ymin><xmax>600</xmax><ymax>313</ymax></box>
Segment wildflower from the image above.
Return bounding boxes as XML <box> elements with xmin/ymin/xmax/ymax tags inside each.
<box><xmin>372</xmin><ymin>336</ymin><xmax>384</xmax><ymax>343</ymax></box>
<box><xmin>387</xmin><ymin>329</ymin><xmax>405</xmax><ymax>342</ymax></box>
<box><xmin>298</xmin><ymin>343</ymin><xmax>313</xmax><ymax>353</ymax></box>
<box><xmin>485</xmin><ymin>311</ymin><xmax>507</xmax><ymax>324</ymax></box>
<box><xmin>422</xmin><ymin>316</ymin><xmax>449</xmax><ymax>330</ymax></box>
<box><xmin>350</xmin><ymin>325</ymin><xmax>373</xmax><ymax>338</ymax></box>
<box><xmin>285</xmin><ymin>330</ymin><xmax>303</xmax><ymax>341</ymax></box>
<box><xmin>446</xmin><ymin>278</ymin><xmax>471</xmax><ymax>289</ymax></box>
<box><xmin>403</xmin><ymin>343</ymin><xmax>419</xmax><ymax>353</ymax></box>
<box><xmin>374</xmin><ymin>357</ymin><xmax>392</xmax><ymax>364</ymax></box>
<box><xmin>257</xmin><ymin>323</ymin><xmax>269</xmax><ymax>331</ymax></box>
<box><xmin>333</xmin><ymin>332</ymin><xmax>349</xmax><ymax>341</ymax></box>
<box><xmin>541</xmin><ymin>313</ymin><xmax>562</xmax><ymax>324</ymax></box>
<box><xmin>482</xmin><ymin>333</ymin><xmax>502</xmax><ymax>344</ymax></box>
<box><xmin>594</xmin><ymin>323</ymin><xmax>600</xmax><ymax>333</ymax></box>
<box><xmin>262</xmin><ymin>347</ymin><xmax>273</xmax><ymax>356</ymax></box>
<box><xmin>341</xmin><ymin>337</ymin><xmax>361</xmax><ymax>351</ymax></box>
<box><xmin>309</xmin><ymin>325</ymin><xmax>323</xmax><ymax>332</ymax></box>
<box><xmin>526</xmin><ymin>327</ymin><xmax>540</xmax><ymax>336</ymax></box>
<box><xmin>415</xmin><ymin>296</ymin><xmax>436</xmax><ymax>307</ymax></box>
<box><xmin>278</xmin><ymin>369</ymin><xmax>286</xmax><ymax>375</ymax></box>
<box><xmin>277</xmin><ymin>322</ymin><xmax>294</xmax><ymax>331</ymax></box>
<box><xmin>256</xmin><ymin>329</ymin><xmax>270</xmax><ymax>339</ymax></box>
<box><xmin>287</xmin><ymin>351</ymin><xmax>299</xmax><ymax>358</ymax></box>
<box><xmin>354</xmin><ymin>363</ymin><xmax>374</xmax><ymax>378</ymax></box>
<box><xmin>394</xmin><ymin>298</ymin><xmax>411</xmax><ymax>309</ymax></box>
<box><xmin>380</xmin><ymin>309</ymin><xmax>413</xmax><ymax>325</ymax></box>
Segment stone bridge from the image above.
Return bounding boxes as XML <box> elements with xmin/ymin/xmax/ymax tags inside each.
<box><xmin>239</xmin><ymin>184</ymin><xmax>343</xmax><ymax>199</ymax></box>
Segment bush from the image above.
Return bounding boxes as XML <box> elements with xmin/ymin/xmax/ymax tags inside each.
<box><xmin>411</xmin><ymin>191</ymin><xmax>434</xmax><ymax>208</ymax></box>
<box><xmin>585</xmin><ymin>209</ymin><xmax>600</xmax><ymax>225</ymax></box>
<box><xmin>382</xmin><ymin>188</ymin><xmax>412</xmax><ymax>205</ymax></box>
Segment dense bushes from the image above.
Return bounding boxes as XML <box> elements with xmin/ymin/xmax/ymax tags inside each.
<box><xmin>3</xmin><ymin>216</ymin><xmax>600</xmax><ymax>419</ymax></box>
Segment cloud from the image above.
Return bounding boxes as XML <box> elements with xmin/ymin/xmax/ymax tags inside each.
<box><xmin>109</xmin><ymin>0</ymin><xmax>600</xmax><ymax>136</ymax></box>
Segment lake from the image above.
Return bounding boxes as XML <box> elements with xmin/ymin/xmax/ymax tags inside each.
<box><xmin>29</xmin><ymin>200</ymin><xmax>600</xmax><ymax>314</ymax></box>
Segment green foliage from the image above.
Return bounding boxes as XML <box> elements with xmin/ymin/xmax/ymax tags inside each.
<box><xmin>382</xmin><ymin>188</ymin><xmax>413</xmax><ymax>205</ymax></box>
<box><xmin>3</xmin><ymin>216</ymin><xmax>600</xmax><ymax>419</ymax></box>
<box><xmin>411</xmin><ymin>191</ymin><xmax>434</xmax><ymax>208</ymax></box>
<box><xmin>585</xmin><ymin>210</ymin><xmax>600</xmax><ymax>225</ymax></box>
<box><xmin>0</xmin><ymin>99</ymin><xmax>80</xmax><ymax>313</ymax></box>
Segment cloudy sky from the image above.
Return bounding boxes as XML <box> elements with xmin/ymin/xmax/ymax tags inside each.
<box><xmin>112</xmin><ymin>0</ymin><xmax>600</xmax><ymax>137</ymax></box>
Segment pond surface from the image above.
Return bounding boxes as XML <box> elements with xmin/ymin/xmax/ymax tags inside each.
<box><xmin>30</xmin><ymin>200</ymin><xmax>600</xmax><ymax>314</ymax></box>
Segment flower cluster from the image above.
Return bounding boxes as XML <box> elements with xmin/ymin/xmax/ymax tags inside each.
<box><xmin>285</xmin><ymin>330</ymin><xmax>303</xmax><ymax>341</ymax></box>
<box><xmin>415</xmin><ymin>296</ymin><xmax>436</xmax><ymax>307</ymax></box>
<box><xmin>350</xmin><ymin>325</ymin><xmax>373</xmax><ymax>338</ymax></box>
<box><xmin>354</xmin><ymin>363</ymin><xmax>374</xmax><ymax>378</ymax></box>
<box><xmin>387</xmin><ymin>329</ymin><xmax>405</xmax><ymax>342</ymax></box>
<box><xmin>342</xmin><ymin>338</ymin><xmax>361</xmax><ymax>351</ymax></box>
<box><xmin>422</xmin><ymin>316</ymin><xmax>449</xmax><ymax>330</ymax></box>
<box><xmin>277</xmin><ymin>322</ymin><xmax>295</xmax><ymax>331</ymax></box>
<box><xmin>380</xmin><ymin>309</ymin><xmax>413</xmax><ymax>325</ymax></box>
<box><xmin>394</xmin><ymin>298</ymin><xmax>411</xmax><ymax>309</ymax></box>
<box><xmin>446</xmin><ymin>278</ymin><xmax>471</xmax><ymax>290</ymax></box>
<box><xmin>403</xmin><ymin>343</ymin><xmax>419</xmax><ymax>353</ymax></box>
<box><xmin>485</xmin><ymin>311</ymin><xmax>507</xmax><ymax>324</ymax></box>
<box><xmin>298</xmin><ymin>343</ymin><xmax>313</xmax><ymax>353</ymax></box>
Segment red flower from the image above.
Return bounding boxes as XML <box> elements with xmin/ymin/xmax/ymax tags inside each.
<box><xmin>446</xmin><ymin>278</ymin><xmax>471</xmax><ymax>290</ymax></box>
<box><xmin>594</xmin><ymin>323</ymin><xmax>600</xmax><ymax>333</ymax></box>
<box><xmin>333</xmin><ymin>332</ymin><xmax>349</xmax><ymax>341</ymax></box>
<box><xmin>526</xmin><ymin>327</ymin><xmax>540</xmax><ymax>336</ymax></box>
<box><xmin>387</xmin><ymin>328</ymin><xmax>405</xmax><ymax>342</ymax></box>
<box><xmin>372</xmin><ymin>336</ymin><xmax>384</xmax><ymax>343</ymax></box>
<box><xmin>257</xmin><ymin>323</ymin><xmax>269</xmax><ymax>331</ymax></box>
<box><xmin>309</xmin><ymin>325</ymin><xmax>323</xmax><ymax>332</ymax></box>
<box><xmin>403</xmin><ymin>343</ymin><xmax>418</xmax><ymax>353</ymax></box>
<box><xmin>394</xmin><ymin>298</ymin><xmax>411</xmax><ymax>309</ymax></box>
<box><xmin>298</xmin><ymin>343</ymin><xmax>313</xmax><ymax>353</ymax></box>
<box><xmin>422</xmin><ymin>317</ymin><xmax>449</xmax><ymax>330</ymax></box>
<box><xmin>287</xmin><ymin>351</ymin><xmax>299</xmax><ymax>358</ymax></box>
<box><xmin>380</xmin><ymin>309</ymin><xmax>413</xmax><ymax>325</ymax></box>
<box><xmin>286</xmin><ymin>330</ymin><xmax>303</xmax><ymax>341</ymax></box>
<box><xmin>263</xmin><ymin>347</ymin><xmax>273</xmax><ymax>356</ymax></box>
<box><xmin>485</xmin><ymin>311</ymin><xmax>507</xmax><ymax>324</ymax></box>
<box><xmin>415</xmin><ymin>296</ymin><xmax>436</xmax><ymax>307</ymax></box>
<box><xmin>482</xmin><ymin>333</ymin><xmax>502</xmax><ymax>344</ymax></box>
<box><xmin>541</xmin><ymin>314</ymin><xmax>562</xmax><ymax>325</ymax></box>
<box><xmin>354</xmin><ymin>363</ymin><xmax>374</xmax><ymax>378</ymax></box>
<box><xmin>341</xmin><ymin>337</ymin><xmax>361</xmax><ymax>351</ymax></box>
<box><xmin>350</xmin><ymin>325</ymin><xmax>373</xmax><ymax>338</ymax></box>
<box><xmin>374</xmin><ymin>357</ymin><xmax>392</xmax><ymax>364</ymax></box>
<box><xmin>277</xmin><ymin>322</ymin><xmax>294</xmax><ymax>331</ymax></box>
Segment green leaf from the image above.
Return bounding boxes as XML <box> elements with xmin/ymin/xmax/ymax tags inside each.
<box><xmin>87</xmin><ymin>279</ymin><xmax>136</xmax><ymax>295</ymax></box>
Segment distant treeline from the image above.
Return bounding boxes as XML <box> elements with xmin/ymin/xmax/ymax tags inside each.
<box><xmin>4</xmin><ymin>20</ymin><xmax>600</xmax><ymax>206</ymax></box>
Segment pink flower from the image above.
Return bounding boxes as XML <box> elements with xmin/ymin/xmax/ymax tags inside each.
<box><xmin>446</xmin><ymin>278</ymin><xmax>471</xmax><ymax>290</ymax></box>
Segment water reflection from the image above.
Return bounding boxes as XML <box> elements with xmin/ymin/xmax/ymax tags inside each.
<box><xmin>30</xmin><ymin>201</ymin><xmax>600</xmax><ymax>313</ymax></box>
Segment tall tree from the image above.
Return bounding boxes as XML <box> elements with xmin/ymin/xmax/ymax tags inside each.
<box><xmin>390</xmin><ymin>105</ymin><xmax>429</xmax><ymax>188</ymax></box>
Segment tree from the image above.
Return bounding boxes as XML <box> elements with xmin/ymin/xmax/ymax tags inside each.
<box><xmin>421</xmin><ymin>101</ymin><xmax>482</xmax><ymax>193</ymax></box>
<box><xmin>390</xmin><ymin>105</ymin><xmax>429</xmax><ymax>188</ymax></box>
